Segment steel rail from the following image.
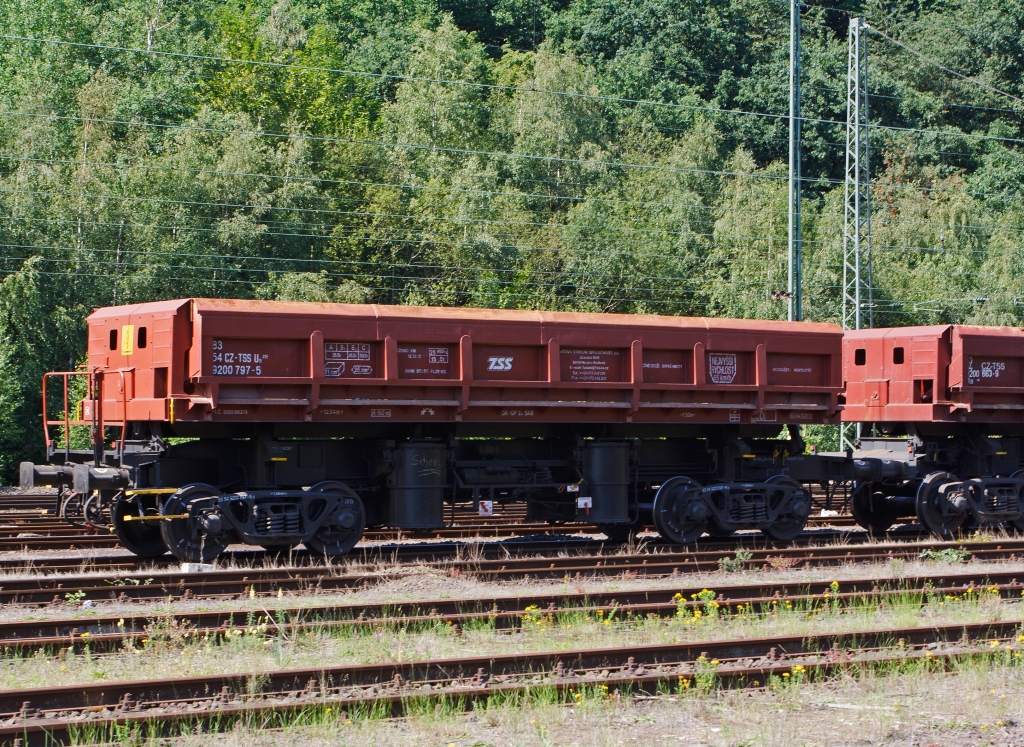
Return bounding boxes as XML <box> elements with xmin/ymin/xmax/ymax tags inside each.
<box><xmin>0</xmin><ymin>537</ymin><xmax>1022</xmax><ymax>605</ymax></box>
<box><xmin>0</xmin><ymin>525</ymin><xmax>939</xmax><ymax>574</ymax></box>
<box><xmin>4</xmin><ymin>571</ymin><xmax>1021</xmax><ymax>654</ymax></box>
<box><xmin>0</xmin><ymin>619</ymin><xmax>1019</xmax><ymax>746</ymax></box>
<box><xmin>0</xmin><ymin>517</ymin><xmax>863</xmax><ymax>552</ymax></box>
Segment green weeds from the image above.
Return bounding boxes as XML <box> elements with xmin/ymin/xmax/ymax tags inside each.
<box><xmin>920</xmin><ymin>547</ymin><xmax>972</xmax><ymax>563</ymax></box>
<box><xmin>1</xmin><ymin>576</ymin><xmax>1018</xmax><ymax>697</ymax></box>
<box><xmin>46</xmin><ymin>622</ymin><xmax>1024</xmax><ymax>746</ymax></box>
<box><xmin>717</xmin><ymin>549</ymin><xmax>753</xmax><ymax>572</ymax></box>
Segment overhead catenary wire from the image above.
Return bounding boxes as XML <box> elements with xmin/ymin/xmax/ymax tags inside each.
<box><xmin>6</xmin><ymin>33</ymin><xmax>1024</xmax><ymax>148</ymax></box>
<box><xmin>0</xmin><ymin>19</ymin><xmax>1022</xmax><ymax>325</ymax></box>
<box><xmin>7</xmin><ymin>25</ymin><xmax>1024</xmax><ymax>162</ymax></box>
<box><xmin>4</xmin><ymin>253</ymin><xmax>1013</xmax><ymax>306</ymax></box>
<box><xmin>7</xmin><ymin>214</ymin><xmax>1005</xmax><ymax>267</ymax></box>
<box><xmin>0</xmin><ymin>216</ymin><xmax>824</xmax><ymax>263</ymax></box>
<box><xmin>4</xmin><ymin>169</ymin><xmax>1018</xmax><ymax>257</ymax></box>
<box><xmin>0</xmin><ymin>253</ymin><xmax>773</xmax><ymax>299</ymax></box>
<box><xmin>4</xmin><ymin>120</ymin><xmax>1020</xmax><ymax>244</ymax></box>
<box><xmin>0</xmin><ymin>113</ymin><xmax>797</xmax><ymax>184</ymax></box>
<box><xmin>865</xmin><ymin>23</ymin><xmax>1024</xmax><ymax>110</ymax></box>
<box><xmin>25</xmin><ymin>31</ymin><xmax>1018</xmax><ymax>151</ymax></box>
<box><xmin>3</xmin><ymin>193</ymin><xmax>1019</xmax><ymax>257</ymax></box>
<box><xmin>8</xmin><ymin>154</ymin><xmax>1024</xmax><ymax>227</ymax></box>
<box><xmin>6</xmin><ymin>105</ymin><xmax>1024</xmax><ymax>202</ymax></box>
<box><xmin>1</xmin><ymin>149</ymin><xmax>1016</xmax><ymax>245</ymax></box>
<box><xmin>0</xmin><ymin>34</ymin><xmax>796</xmax><ymax>124</ymax></box>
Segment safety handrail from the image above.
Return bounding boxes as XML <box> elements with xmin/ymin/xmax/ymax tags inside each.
<box><xmin>42</xmin><ymin>370</ymin><xmax>128</xmax><ymax>462</ymax></box>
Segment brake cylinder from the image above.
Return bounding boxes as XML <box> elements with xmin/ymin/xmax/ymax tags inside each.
<box><xmin>581</xmin><ymin>441</ymin><xmax>630</xmax><ymax>524</ymax></box>
<box><xmin>387</xmin><ymin>442</ymin><xmax>448</xmax><ymax>529</ymax></box>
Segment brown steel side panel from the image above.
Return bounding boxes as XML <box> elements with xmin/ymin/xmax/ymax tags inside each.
<box><xmin>948</xmin><ymin>327</ymin><xmax>1024</xmax><ymax>419</ymax></box>
<box><xmin>83</xmin><ymin>299</ymin><xmax>843</xmax><ymax>427</ymax></box>
<box><xmin>842</xmin><ymin>325</ymin><xmax>1024</xmax><ymax>425</ymax></box>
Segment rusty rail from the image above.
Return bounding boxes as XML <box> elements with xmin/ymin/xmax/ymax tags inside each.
<box><xmin>0</xmin><ymin>619</ymin><xmax>1020</xmax><ymax>745</ymax></box>
<box><xmin>5</xmin><ymin>570</ymin><xmax>1023</xmax><ymax>654</ymax></box>
<box><xmin>0</xmin><ymin>536</ymin><xmax>1021</xmax><ymax>605</ymax></box>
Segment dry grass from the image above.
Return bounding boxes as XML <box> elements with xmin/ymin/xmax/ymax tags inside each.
<box><xmin>0</xmin><ymin>538</ymin><xmax>1019</xmax><ymax>744</ymax></box>
<box><xmin>100</xmin><ymin>659</ymin><xmax>1024</xmax><ymax>746</ymax></box>
<box><xmin>0</xmin><ymin>547</ymin><xmax>1022</xmax><ymax>623</ymax></box>
<box><xmin>2</xmin><ymin>573</ymin><xmax>1021</xmax><ymax>692</ymax></box>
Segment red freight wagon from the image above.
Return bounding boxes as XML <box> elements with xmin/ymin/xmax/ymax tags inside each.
<box><xmin>78</xmin><ymin>299</ymin><xmax>841</xmax><ymax>428</ymax></box>
<box><xmin>843</xmin><ymin>325</ymin><xmax>1024</xmax><ymax>537</ymax></box>
<box><xmin>23</xmin><ymin>300</ymin><xmax>846</xmax><ymax>561</ymax></box>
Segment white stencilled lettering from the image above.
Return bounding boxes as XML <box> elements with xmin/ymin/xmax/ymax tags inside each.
<box><xmin>487</xmin><ymin>356</ymin><xmax>514</xmax><ymax>371</ymax></box>
<box><xmin>210</xmin><ymin>340</ymin><xmax>268</xmax><ymax>376</ymax></box>
<box><xmin>709</xmin><ymin>353</ymin><xmax>738</xmax><ymax>384</ymax></box>
<box><xmin>968</xmin><ymin>357</ymin><xmax>1006</xmax><ymax>385</ymax></box>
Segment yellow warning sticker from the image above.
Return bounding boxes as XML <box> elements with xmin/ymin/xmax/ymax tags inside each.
<box><xmin>121</xmin><ymin>324</ymin><xmax>134</xmax><ymax>356</ymax></box>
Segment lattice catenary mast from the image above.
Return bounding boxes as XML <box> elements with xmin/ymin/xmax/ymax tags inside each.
<box><xmin>841</xmin><ymin>17</ymin><xmax>873</xmax><ymax>451</ymax></box>
<box><xmin>843</xmin><ymin>17</ymin><xmax>873</xmax><ymax>332</ymax></box>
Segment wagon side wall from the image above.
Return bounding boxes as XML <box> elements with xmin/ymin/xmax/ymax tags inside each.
<box><xmin>85</xmin><ymin>299</ymin><xmax>844</xmax><ymax>432</ymax></box>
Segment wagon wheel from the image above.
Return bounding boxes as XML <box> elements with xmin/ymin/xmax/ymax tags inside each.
<box><xmin>1008</xmin><ymin>469</ymin><xmax>1024</xmax><ymax>534</ymax></box>
<box><xmin>760</xmin><ymin>475</ymin><xmax>809</xmax><ymax>542</ymax></box>
<box><xmin>304</xmin><ymin>481</ymin><xmax>366</xmax><ymax>557</ymax></box>
<box><xmin>850</xmin><ymin>484</ymin><xmax>899</xmax><ymax>534</ymax></box>
<box><xmin>652</xmin><ymin>476</ymin><xmax>706</xmax><ymax>545</ymax></box>
<box><xmin>705</xmin><ymin>517</ymin><xmax>737</xmax><ymax>539</ymax></box>
<box><xmin>112</xmin><ymin>493</ymin><xmax>168</xmax><ymax>558</ymax></box>
<box><xmin>159</xmin><ymin>484</ymin><xmax>228</xmax><ymax>563</ymax></box>
<box><xmin>916</xmin><ymin>471</ymin><xmax>966</xmax><ymax>540</ymax></box>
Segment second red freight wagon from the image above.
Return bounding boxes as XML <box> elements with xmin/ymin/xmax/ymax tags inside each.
<box><xmin>23</xmin><ymin>299</ymin><xmax>848</xmax><ymax>561</ymax></box>
<box><xmin>842</xmin><ymin>325</ymin><xmax>1024</xmax><ymax>537</ymax></box>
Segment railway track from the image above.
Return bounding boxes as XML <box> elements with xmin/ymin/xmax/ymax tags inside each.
<box><xmin>0</xmin><ymin>617</ymin><xmax>1018</xmax><ymax>746</ymax></box>
<box><xmin>0</xmin><ymin>491</ymin><xmax>859</xmax><ymax>554</ymax></box>
<box><xmin>0</xmin><ymin>524</ymin><xmax>931</xmax><ymax>574</ymax></box>
<box><xmin>1</xmin><ymin>537</ymin><xmax>1023</xmax><ymax>606</ymax></box>
<box><xmin>5</xmin><ymin>569</ymin><xmax>1022</xmax><ymax>654</ymax></box>
<box><xmin>0</xmin><ymin>516</ymin><xmax>863</xmax><ymax>552</ymax></box>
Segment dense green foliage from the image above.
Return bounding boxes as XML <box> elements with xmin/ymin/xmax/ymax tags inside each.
<box><xmin>1</xmin><ymin>0</ymin><xmax>1024</xmax><ymax>476</ymax></box>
